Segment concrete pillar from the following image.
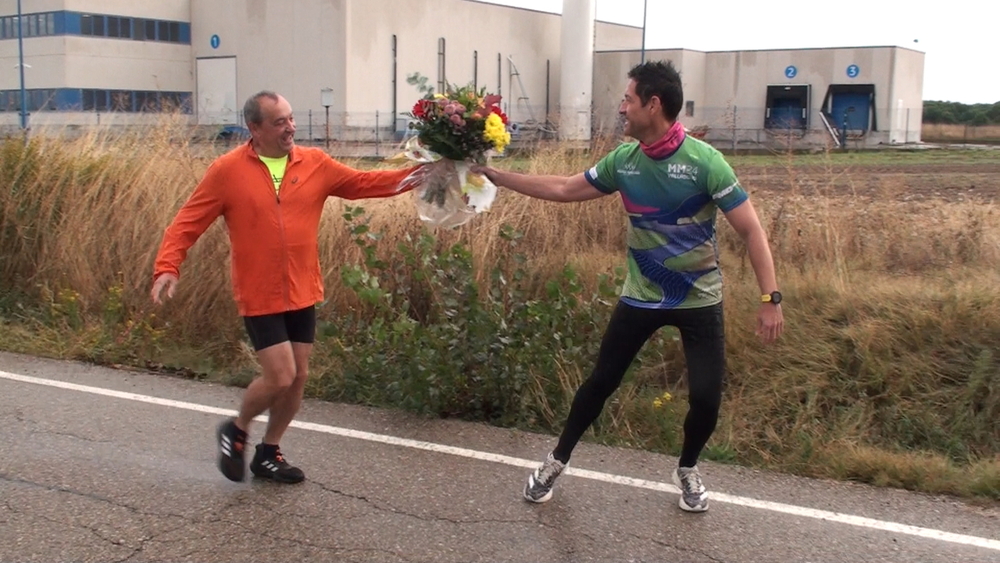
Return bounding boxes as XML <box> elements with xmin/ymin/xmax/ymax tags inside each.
<box><xmin>559</xmin><ymin>0</ymin><xmax>595</xmax><ymax>142</ymax></box>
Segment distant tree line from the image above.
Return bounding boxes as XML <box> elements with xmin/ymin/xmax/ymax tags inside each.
<box><xmin>923</xmin><ymin>101</ymin><xmax>1000</xmax><ymax>125</ymax></box>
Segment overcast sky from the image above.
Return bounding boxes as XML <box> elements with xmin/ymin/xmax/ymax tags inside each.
<box><xmin>477</xmin><ymin>0</ymin><xmax>997</xmax><ymax>104</ymax></box>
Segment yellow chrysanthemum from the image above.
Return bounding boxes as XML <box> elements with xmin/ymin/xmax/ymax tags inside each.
<box><xmin>483</xmin><ymin>113</ymin><xmax>511</xmax><ymax>153</ymax></box>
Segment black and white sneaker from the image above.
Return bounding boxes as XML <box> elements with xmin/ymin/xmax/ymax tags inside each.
<box><xmin>673</xmin><ymin>465</ymin><xmax>709</xmax><ymax>512</ymax></box>
<box><xmin>216</xmin><ymin>418</ymin><xmax>247</xmax><ymax>482</ymax></box>
<box><xmin>523</xmin><ymin>452</ymin><xmax>567</xmax><ymax>503</ymax></box>
<box><xmin>250</xmin><ymin>444</ymin><xmax>305</xmax><ymax>484</ymax></box>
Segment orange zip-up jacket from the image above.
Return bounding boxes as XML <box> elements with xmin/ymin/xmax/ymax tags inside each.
<box><xmin>153</xmin><ymin>141</ymin><xmax>417</xmax><ymax>317</ymax></box>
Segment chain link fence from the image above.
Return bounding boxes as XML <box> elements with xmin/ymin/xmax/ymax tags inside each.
<box><xmin>1</xmin><ymin>104</ymin><xmax>927</xmax><ymax>155</ymax></box>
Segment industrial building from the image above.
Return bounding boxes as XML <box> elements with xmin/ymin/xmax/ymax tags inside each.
<box><xmin>595</xmin><ymin>45</ymin><xmax>925</xmax><ymax>148</ymax></box>
<box><xmin>0</xmin><ymin>0</ymin><xmax>925</xmax><ymax>149</ymax></box>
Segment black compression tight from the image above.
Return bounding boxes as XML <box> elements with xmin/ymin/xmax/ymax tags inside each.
<box><xmin>552</xmin><ymin>301</ymin><xmax>726</xmax><ymax>468</ymax></box>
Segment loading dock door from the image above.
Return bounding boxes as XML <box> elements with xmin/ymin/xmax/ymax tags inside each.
<box><xmin>830</xmin><ymin>92</ymin><xmax>871</xmax><ymax>131</ymax></box>
<box><xmin>196</xmin><ymin>56</ymin><xmax>237</xmax><ymax>125</ymax></box>
<box><xmin>765</xmin><ymin>85</ymin><xmax>809</xmax><ymax>130</ymax></box>
<box><xmin>771</xmin><ymin>98</ymin><xmax>805</xmax><ymax>129</ymax></box>
<box><xmin>823</xmin><ymin>84</ymin><xmax>876</xmax><ymax>132</ymax></box>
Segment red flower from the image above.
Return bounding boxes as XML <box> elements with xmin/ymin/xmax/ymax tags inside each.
<box><xmin>412</xmin><ymin>99</ymin><xmax>434</xmax><ymax>119</ymax></box>
<box><xmin>491</xmin><ymin>105</ymin><xmax>508</xmax><ymax>125</ymax></box>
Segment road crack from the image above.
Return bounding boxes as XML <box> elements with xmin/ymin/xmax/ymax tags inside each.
<box><xmin>310</xmin><ymin>479</ymin><xmax>532</xmax><ymax>527</ymax></box>
<box><xmin>638</xmin><ymin>534</ymin><xmax>728</xmax><ymax>563</ymax></box>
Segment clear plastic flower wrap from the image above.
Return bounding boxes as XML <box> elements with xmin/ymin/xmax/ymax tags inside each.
<box><xmin>392</xmin><ymin>139</ymin><xmax>497</xmax><ymax>229</ymax></box>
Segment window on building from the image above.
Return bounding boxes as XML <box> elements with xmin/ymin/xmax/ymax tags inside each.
<box><xmin>83</xmin><ymin>89</ymin><xmax>110</xmax><ymax>111</ymax></box>
<box><xmin>3</xmin><ymin>12</ymin><xmax>188</xmax><ymax>43</ymax></box>
<box><xmin>30</xmin><ymin>89</ymin><xmax>55</xmax><ymax>111</ymax></box>
<box><xmin>0</xmin><ymin>88</ymin><xmax>191</xmax><ymax>114</ymax></box>
<box><xmin>110</xmin><ymin>91</ymin><xmax>131</xmax><ymax>111</ymax></box>
<box><xmin>134</xmin><ymin>91</ymin><xmax>147</xmax><ymax>111</ymax></box>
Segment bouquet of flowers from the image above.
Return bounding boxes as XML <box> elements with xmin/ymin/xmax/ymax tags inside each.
<box><xmin>390</xmin><ymin>82</ymin><xmax>512</xmax><ymax>228</ymax></box>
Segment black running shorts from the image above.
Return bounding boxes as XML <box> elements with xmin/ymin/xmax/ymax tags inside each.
<box><xmin>242</xmin><ymin>306</ymin><xmax>317</xmax><ymax>351</ymax></box>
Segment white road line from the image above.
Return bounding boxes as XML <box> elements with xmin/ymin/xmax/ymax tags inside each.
<box><xmin>2</xmin><ymin>369</ymin><xmax>998</xmax><ymax>552</ymax></box>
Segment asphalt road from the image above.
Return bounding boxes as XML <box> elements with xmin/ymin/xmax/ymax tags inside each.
<box><xmin>1</xmin><ymin>351</ymin><xmax>998</xmax><ymax>563</ymax></box>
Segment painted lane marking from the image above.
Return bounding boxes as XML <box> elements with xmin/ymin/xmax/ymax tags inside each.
<box><xmin>1</xmin><ymin>369</ymin><xmax>998</xmax><ymax>552</ymax></box>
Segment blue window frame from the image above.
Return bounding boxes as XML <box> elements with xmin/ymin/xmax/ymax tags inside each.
<box><xmin>0</xmin><ymin>11</ymin><xmax>190</xmax><ymax>44</ymax></box>
<box><xmin>0</xmin><ymin>88</ymin><xmax>193</xmax><ymax>113</ymax></box>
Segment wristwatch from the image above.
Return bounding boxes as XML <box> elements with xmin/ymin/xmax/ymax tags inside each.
<box><xmin>761</xmin><ymin>291</ymin><xmax>782</xmax><ymax>305</ymax></box>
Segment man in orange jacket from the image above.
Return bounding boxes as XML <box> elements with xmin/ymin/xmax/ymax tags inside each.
<box><xmin>151</xmin><ymin>91</ymin><xmax>418</xmax><ymax>484</ymax></box>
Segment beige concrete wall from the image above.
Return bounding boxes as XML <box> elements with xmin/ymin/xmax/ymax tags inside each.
<box><xmin>191</xmin><ymin>0</ymin><xmax>348</xmax><ymax>120</ymax></box>
<box><xmin>591</xmin><ymin>50</ymin><xmax>639</xmax><ymax>134</ymax></box>
<box><xmin>594</xmin><ymin>21</ymin><xmax>641</xmax><ymax>51</ymax></box>
<box><xmin>0</xmin><ymin>36</ymin><xmax>66</xmax><ymax>90</ymax></box>
<box><xmin>0</xmin><ymin>37</ymin><xmax>189</xmax><ymax>93</ymax></box>
<box><xmin>592</xmin><ymin>49</ymin><xmax>707</xmax><ymax>135</ymax></box>
<box><xmin>62</xmin><ymin>37</ymin><xmax>190</xmax><ymax>90</ymax></box>
<box><xmin>889</xmin><ymin>47</ymin><xmax>924</xmax><ymax>143</ymax></box>
<box><xmin>0</xmin><ymin>0</ymin><xmax>66</xmax><ymax>14</ymax></box>
<box><xmin>675</xmin><ymin>49</ymin><xmax>706</xmax><ymax>128</ymax></box>
<box><xmin>345</xmin><ymin>0</ymin><xmax>563</xmax><ymax>129</ymax></box>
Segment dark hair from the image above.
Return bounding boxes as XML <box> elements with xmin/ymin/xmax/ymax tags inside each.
<box><xmin>243</xmin><ymin>90</ymin><xmax>280</xmax><ymax>125</ymax></box>
<box><xmin>627</xmin><ymin>60</ymin><xmax>683</xmax><ymax>121</ymax></box>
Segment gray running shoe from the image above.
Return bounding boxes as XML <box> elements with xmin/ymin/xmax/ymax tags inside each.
<box><xmin>523</xmin><ymin>452</ymin><xmax>566</xmax><ymax>503</ymax></box>
<box><xmin>673</xmin><ymin>465</ymin><xmax>709</xmax><ymax>512</ymax></box>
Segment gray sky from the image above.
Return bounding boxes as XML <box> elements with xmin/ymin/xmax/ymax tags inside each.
<box><xmin>477</xmin><ymin>0</ymin><xmax>997</xmax><ymax>104</ymax></box>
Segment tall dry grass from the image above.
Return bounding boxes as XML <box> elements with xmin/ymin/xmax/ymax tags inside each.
<box><xmin>922</xmin><ymin>123</ymin><xmax>1000</xmax><ymax>143</ymax></box>
<box><xmin>1</xmin><ymin>125</ymin><xmax>998</xmax><ymax>498</ymax></box>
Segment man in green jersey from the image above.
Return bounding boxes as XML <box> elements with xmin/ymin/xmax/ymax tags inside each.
<box><xmin>475</xmin><ymin>60</ymin><xmax>783</xmax><ymax>512</ymax></box>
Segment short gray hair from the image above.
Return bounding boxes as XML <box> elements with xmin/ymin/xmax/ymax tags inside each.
<box><xmin>243</xmin><ymin>91</ymin><xmax>280</xmax><ymax>125</ymax></box>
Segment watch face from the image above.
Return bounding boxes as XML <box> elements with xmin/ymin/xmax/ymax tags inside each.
<box><xmin>770</xmin><ymin>291</ymin><xmax>782</xmax><ymax>304</ymax></box>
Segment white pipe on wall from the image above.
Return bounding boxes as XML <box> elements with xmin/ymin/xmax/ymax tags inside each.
<box><xmin>558</xmin><ymin>0</ymin><xmax>595</xmax><ymax>141</ymax></box>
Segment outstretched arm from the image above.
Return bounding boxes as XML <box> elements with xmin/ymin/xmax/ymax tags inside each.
<box><xmin>477</xmin><ymin>167</ymin><xmax>608</xmax><ymax>203</ymax></box>
<box><xmin>326</xmin><ymin>157</ymin><xmax>421</xmax><ymax>200</ymax></box>
<box><xmin>724</xmin><ymin>199</ymin><xmax>783</xmax><ymax>343</ymax></box>
<box><xmin>151</xmin><ymin>165</ymin><xmax>226</xmax><ymax>301</ymax></box>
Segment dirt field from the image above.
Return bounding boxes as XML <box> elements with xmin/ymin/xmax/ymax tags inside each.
<box><xmin>731</xmin><ymin>159</ymin><xmax>1000</xmax><ymax>202</ymax></box>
